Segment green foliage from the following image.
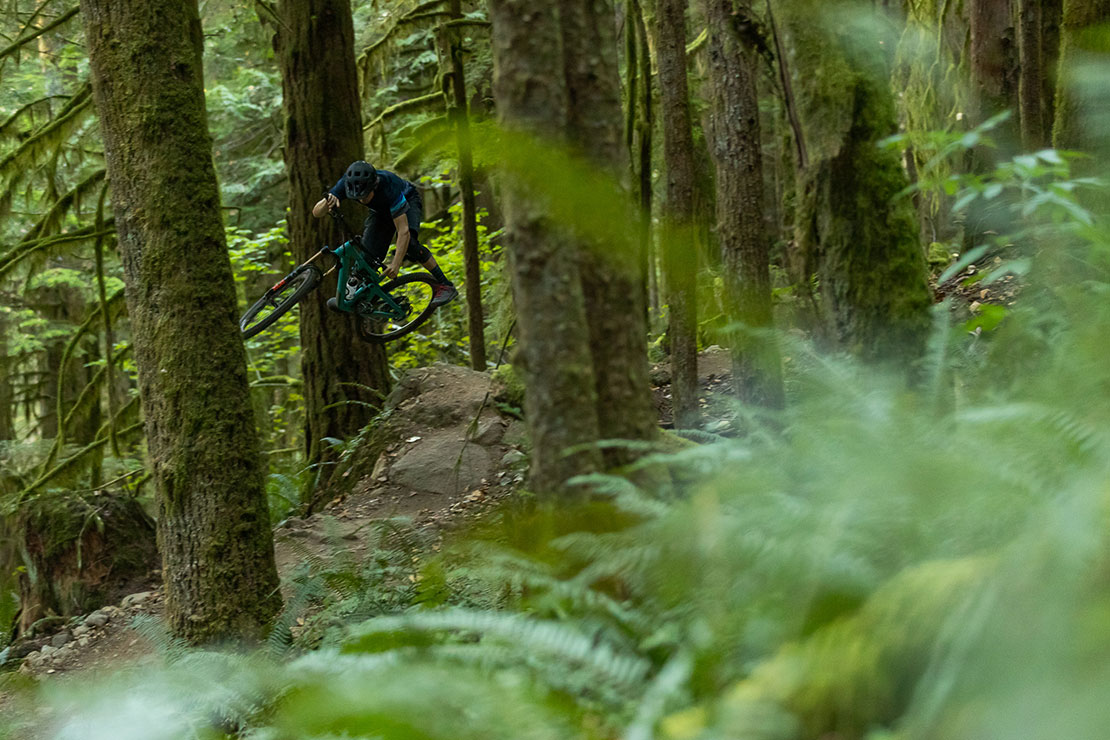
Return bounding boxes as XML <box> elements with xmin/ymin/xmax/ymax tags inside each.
<box><xmin>387</xmin><ymin>179</ymin><xmax>503</xmax><ymax>370</ymax></box>
<box><xmin>7</xmin><ymin>151</ymin><xmax>1110</xmax><ymax>739</ymax></box>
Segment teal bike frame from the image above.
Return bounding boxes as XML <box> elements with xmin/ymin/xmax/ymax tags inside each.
<box><xmin>318</xmin><ymin>211</ymin><xmax>409</xmax><ymax>321</ymax></box>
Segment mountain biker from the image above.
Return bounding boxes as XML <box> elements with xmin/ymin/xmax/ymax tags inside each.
<box><xmin>312</xmin><ymin>160</ymin><xmax>458</xmax><ymax>309</ymax></box>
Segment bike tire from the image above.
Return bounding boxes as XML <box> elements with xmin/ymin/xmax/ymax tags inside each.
<box><xmin>240</xmin><ymin>264</ymin><xmax>322</xmax><ymax>339</ymax></box>
<box><xmin>355</xmin><ymin>273</ymin><xmax>438</xmax><ymax>344</ymax></box>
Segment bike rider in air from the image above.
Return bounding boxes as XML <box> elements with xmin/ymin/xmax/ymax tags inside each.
<box><xmin>312</xmin><ymin>160</ymin><xmax>458</xmax><ymax>310</ymax></box>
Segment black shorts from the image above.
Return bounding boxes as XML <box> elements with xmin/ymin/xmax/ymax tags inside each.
<box><xmin>360</xmin><ymin>188</ymin><xmax>433</xmax><ymax>265</ymax></box>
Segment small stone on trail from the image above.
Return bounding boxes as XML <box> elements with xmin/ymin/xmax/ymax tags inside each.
<box><xmin>84</xmin><ymin>611</ymin><xmax>109</xmax><ymax>628</ymax></box>
<box><xmin>122</xmin><ymin>591</ymin><xmax>155</xmax><ymax>608</ymax></box>
<box><xmin>501</xmin><ymin>450</ymin><xmax>526</xmax><ymax>466</ymax></box>
<box><xmin>50</xmin><ymin>631</ymin><xmax>72</xmax><ymax>648</ymax></box>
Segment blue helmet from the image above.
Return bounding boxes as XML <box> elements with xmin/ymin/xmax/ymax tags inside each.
<box><xmin>344</xmin><ymin>161</ymin><xmax>378</xmax><ymax>199</ymax></box>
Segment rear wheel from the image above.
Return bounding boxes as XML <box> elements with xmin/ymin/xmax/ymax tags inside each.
<box><xmin>240</xmin><ymin>265</ymin><xmax>322</xmax><ymax>339</ymax></box>
<box><xmin>355</xmin><ymin>273</ymin><xmax>438</xmax><ymax>344</ymax></box>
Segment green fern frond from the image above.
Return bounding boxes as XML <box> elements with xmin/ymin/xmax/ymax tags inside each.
<box><xmin>346</xmin><ymin>608</ymin><xmax>652</xmax><ymax>688</ymax></box>
<box><xmin>129</xmin><ymin>613</ymin><xmax>190</xmax><ymax>664</ymax></box>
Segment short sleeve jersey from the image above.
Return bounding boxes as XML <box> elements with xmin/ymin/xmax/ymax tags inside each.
<box><xmin>329</xmin><ymin>169</ymin><xmax>414</xmax><ymax>221</ymax></box>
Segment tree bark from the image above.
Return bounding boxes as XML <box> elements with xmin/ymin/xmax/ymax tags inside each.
<box><xmin>446</xmin><ymin>0</ymin><xmax>487</xmax><ymax>370</ymax></box>
<box><xmin>80</xmin><ymin>0</ymin><xmax>281</xmax><ymax>642</ymax></box>
<box><xmin>489</xmin><ymin>0</ymin><xmax>602</xmax><ymax>492</ymax></box>
<box><xmin>1042</xmin><ymin>0</ymin><xmax>1064</xmax><ymax>138</ymax></box>
<box><xmin>562</xmin><ymin>0</ymin><xmax>659</xmax><ymax>455</ymax></box>
<box><xmin>969</xmin><ymin>0</ymin><xmax>1019</xmax><ymax>127</ymax></box>
<box><xmin>1052</xmin><ymin>0</ymin><xmax>1110</xmax><ymax>155</ymax></box>
<box><xmin>272</xmin><ymin>0</ymin><xmax>392</xmax><ymax>496</ymax></box>
<box><xmin>653</xmin><ymin>0</ymin><xmax>700</xmax><ymax>427</ymax></box>
<box><xmin>700</xmin><ymin>0</ymin><xmax>784</xmax><ymax>408</ymax></box>
<box><xmin>784</xmin><ymin>0</ymin><xmax>932</xmax><ymax>361</ymax></box>
<box><xmin>0</xmin><ymin>312</ymin><xmax>13</xmax><ymax>441</ymax></box>
<box><xmin>1018</xmin><ymin>0</ymin><xmax>1046</xmax><ymax>149</ymax></box>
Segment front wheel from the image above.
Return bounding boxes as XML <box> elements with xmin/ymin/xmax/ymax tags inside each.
<box><xmin>240</xmin><ymin>264</ymin><xmax>322</xmax><ymax>339</ymax></box>
<box><xmin>356</xmin><ymin>273</ymin><xmax>438</xmax><ymax>344</ymax></box>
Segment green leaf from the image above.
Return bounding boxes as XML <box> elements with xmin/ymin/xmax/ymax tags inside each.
<box><xmin>963</xmin><ymin>303</ymin><xmax>1007</xmax><ymax>332</ymax></box>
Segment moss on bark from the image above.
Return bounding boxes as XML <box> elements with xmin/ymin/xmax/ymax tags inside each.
<box><xmin>80</xmin><ymin>0</ymin><xmax>281</xmax><ymax>643</ymax></box>
<box><xmin>272</xmin><ymin>0</ymin><xmax>392</xmax><ymax>500</ymax></box>
<box><xmin>784</xmin><ymin>0</ymin><xmax>933</xmax><ymax>361</ymax></box>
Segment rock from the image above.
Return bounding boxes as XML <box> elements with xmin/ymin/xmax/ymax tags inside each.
<box><xmin>501</xmin><ymin>450</ymin><xmax>527</xmax><ymax>467</ymax></box>
<box><xmin>390</xmin><ymin>431</ymin><xmax>493</xmax><ymax>496</ymax></box>
<box><xmin>650</xmin><ymin>365</ymin><xmax>672</xmax><ymax>386</ymax></box>
<box><xmin>84</xmin><ymin>611</ymin><xmax>110</xmax><ymax>628</ymax></box>
<box><xmin>470</xmin><ymin>417</ymin><xmax>504</xmax><ymax>446</ymax></box>
<box><xmin>121</xmin><ymin>591</ymin><xmax>154</xmax><ymax>608</ymax></box>
<box><xmin>50</xmin><ymin>631</ymin><xmax>72</xmax><ymax>648</ymax></box>
<box><xmin>39</xmin><ymin>645</ymin><xmax>56</xmax><ymax>658</ymax></box>
<box><xmin>371</xmin><ymin>453</ymin><xmax>389</xmax><ymax>481</ymax></box>
<box><xmin>502</xmin><ymin>420</ymin><xmax>529</xmax><ymax>449</ymax></box>
<box><xmin>72</xmin><ymin>625</ymin><xmax>90</xmax><ymax>637</ymax></box>
<box><xmin>78</xmin><ymin>636</ymin><xmax>91</xmax><ymax>648</ymax></box>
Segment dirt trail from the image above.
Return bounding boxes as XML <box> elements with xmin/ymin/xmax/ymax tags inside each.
<box><xmin>1</xmin><ymin>352</ymin><xmax>736</xmax><ymax>690</ymax></box>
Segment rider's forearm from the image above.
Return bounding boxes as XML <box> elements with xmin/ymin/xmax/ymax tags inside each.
<box><xmin>393</xmin><ymin>232</ymin><xmax>410</xmax><ymax>264</ymax></box>
<box><xmin>312</xmin><ymin>198</ymin><xmax>329</xmax><ymax>218</ymax></box>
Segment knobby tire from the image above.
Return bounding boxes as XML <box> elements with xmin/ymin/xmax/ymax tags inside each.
<box><xmin>240</xmin><ymin>264</ymin><xmax>322</xmax><ymax>339</ymax></box>
<box><xmin>356</xmin><ymin>273</ymin><xmax>438</xmax><ymax>344</ymax></box>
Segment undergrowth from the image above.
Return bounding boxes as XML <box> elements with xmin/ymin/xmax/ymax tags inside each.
<box><xmin>3</xmin><ymin>152</ymin><xmax>1110</xmax><ymax>740</ymax></box>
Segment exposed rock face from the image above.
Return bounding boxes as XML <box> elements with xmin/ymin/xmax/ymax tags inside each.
<box><xmin>389</xmin><ymin>431</ymin><xmax>494</xmax><ymax>496</ymax></box>
<box><xmin>325</xmin><ymin>363</ymin><xmax>526</xmax><ymax>514</ymax></box>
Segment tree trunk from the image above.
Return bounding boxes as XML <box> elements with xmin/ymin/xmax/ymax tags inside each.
<box><xmin>489</xmin><ymin>0</ymin><xmax>602</xmax><ymax>492</ymax></box>
<box><xmin>1052</xmin><ymin>0</ymin><xmax>1110</xmax><ymax>156</ymax></box>
<box><xmin>0</xmin><ymin>312</ymin><xmax>14</xmax><ymax>441</ymax></box>
<box><xmin>1042</xmin><ymin>0</ymin><xmax>1064</xmax><ymax>138</ymax></box>
<box><xmin>562</xmin><ymin>0</ymin><xmax>659</xmax><ymax>456</ymax></box>
<box><xmin>784</xmin><ymin>0</ymin><xmax>932</xmax><ymax>361</ymax></box>
<box><xmin>272</xmin><ymin>0</ymin><xmax>392</xmax><ymax>497</ymax></box>
<box><xmin>80</xmin><ymin>0</ymin><xmax>281</xmax><ymax>642</ymax></box>
<box><xmin>1018</xmin><ymin>0</ymin><xmax>1046</xmax><ymax>149</ymax></box>
<box><xmin>699</xmin><ymin>0</ymin><xmax>784</xmax><ymax>408</ymax></box>
<box><xmin>969</xmin><ymin>0</ymin><xmax>1019</xmax><ymax>128</ymax></box>
<box><xmin>653</xmin><ymin>0</ymin><xmax>700</xmax><ymax>427</ymax></box>
<box><xmin>630</xmin><ymin>0</ymin><xmax>654</xmax><ymax>325</ymax></box>
<box><xmin>446</xmin><ymin>0</ymin><xmax>487</xmax><ymax>370</ymax></box>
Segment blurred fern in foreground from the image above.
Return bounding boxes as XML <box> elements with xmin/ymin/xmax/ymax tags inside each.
<box><xmin>4</xmin><ymin>157</ymin><xmax>1110</xmax><ymax>740</ymax></box>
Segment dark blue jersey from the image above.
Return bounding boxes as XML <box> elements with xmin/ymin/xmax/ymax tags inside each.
<box><xmin>329</xmin><ymin>169</ymin><xmax>415</xmax><ymax>221</ymax></box>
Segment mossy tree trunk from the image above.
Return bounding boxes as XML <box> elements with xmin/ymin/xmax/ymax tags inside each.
<box><xmin>628</xmin><ymin>0</ymin><xmax>655</xmax><ymax>318</ymax></box>
<box><xmin>784</xmin><ymin>0</ymin><xmax>932</xmax><ymax>361</ymax></box>
<box><xmin>445</xmin><ymin>0</ymin><xmax>486</xmax><ymax>370</ymax></box>
<box><xmin>80</xmin><ymin>0</ymin><xmax>282</xmax><ymax>643</ymax></box>
<box><xmin>699</xmin><ymin>0</ymin><xmax>784</xmax><ymax>408</ymax></box>
<box><xmin>969</xmin><ymin>0</ymin><xmax>1019</xmax><ymax>129</ymax></box>
<box><xmin>0</xmin><ymin>312</ymin><xmax>13</xmax><ymax>441</ymax></box>
<box><xmin>488</xmin><ymin>0</ymin><xmax>603</xmax><ymax>492</ymax></box>
<box><xmin>1018</xmin><ymin>0</ymin><xmax>1047</xmax><ymax>149</ymax></box>
<box><xmin>562</xmin><ymin>0</ymin><xmax>658</xmax><ymax>459</ymax></box>
<box><xmin>272</xmin><ymin>0</ymin><xmax>392</xmax><ymax>499</ymax></box>
<box><xmin>653</xmin><ymin>0</ymin><xmax>701</xmax><ymax>427</ymax></box>
<box><xmin>1052</xmin><ymin>0</ymin><xmax>1110</xmax><ymax>157</ymax></box>
<box><xmin>1042</xmin><ymin>0</ymin><xmax>1064</xmax><ymax>138</ymax></box>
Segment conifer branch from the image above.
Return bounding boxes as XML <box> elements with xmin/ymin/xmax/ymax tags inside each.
<box><xmin>0</xmin><ymin>5</ymin><xmax>80</xmax><ymax>65</ymax></box>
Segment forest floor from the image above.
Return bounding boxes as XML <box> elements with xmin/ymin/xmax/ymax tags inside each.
<box><xmin>0</xmin><ymin>349</ymin><xmax>738</xmax><ymax>709</ymax></box>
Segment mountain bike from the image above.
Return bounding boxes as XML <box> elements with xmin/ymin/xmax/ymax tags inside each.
<box><xmin>239</xmin><ymin>209</ymin><xmax>439</xmax><ymax>344</ymax></box>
